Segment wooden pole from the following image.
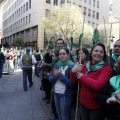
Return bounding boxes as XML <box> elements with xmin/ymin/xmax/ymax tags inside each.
<box><xmin>75</xmin><ymin>17</ymin><xmax>85</xmax><ymax>120</ymax></box>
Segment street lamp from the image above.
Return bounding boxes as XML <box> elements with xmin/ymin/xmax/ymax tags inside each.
<box><xmin>114</xmin><ymin>16</ymin><xmax>120</xmax><ymax>39</ymax></box>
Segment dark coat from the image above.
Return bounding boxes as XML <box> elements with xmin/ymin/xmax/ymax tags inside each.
<box><xmin>96</xmin><ymin>82</ymin><xmax>120</xmax><ymax>120</ymax></box>
<box><xmin>110</xmin><ymin>57</ymin><xmax>118</xmax><ymax>77</ymax></box>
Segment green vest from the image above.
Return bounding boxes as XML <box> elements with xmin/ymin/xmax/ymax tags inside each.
<box><xmin>22</xmin><ymin>54</ymin><xmax>32</xmax><ymax>66</ymax></box>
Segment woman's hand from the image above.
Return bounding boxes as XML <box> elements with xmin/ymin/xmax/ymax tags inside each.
<box><xmin>54</xmin><ymin>69</ymin><xmax>61</xmax><ymax>78</ymax></box>
<box><xmin>116</xmin><ymin>93</ymin><xmax>120</xmax><ymax>104</ymax></box>
<box><xmin>77</xmin><ymin>72</ymin><xmax>83</xmax><ymax>79</ymax></box>
<box><xmin>106</xmin><ymin>97</ymin><xmax>117</xmax><ymax>104</ymax></box>
<box><xmin>72</xmin><ymin>63</ymin><xmax>82</xmax><ymax>73</ymax></box>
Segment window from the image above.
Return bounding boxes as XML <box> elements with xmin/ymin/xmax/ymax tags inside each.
<box><xmin>21</xmin><ymin>7</ymin><xmax>22</xmax><ymax>14</ymax></box>
<box><xmin>92</xmin><ymin>22</ymin><xmax>95</xmax><ymax>27</ymax></box>
<box><xmin>46</xmin><ymin>9</ymin><xmax>50</xmax><ymax>17</ymax></box>
<box><xmin>93</xmin><ymin>0</ymin><xmax>95</xmax><ymax>6</ymax></box>
<box><xmin>96</xmin><ymin>12</ymin><xmax>99</xmax><ymax>19</ymax></box>
<box><xmin>29</xmin><ymin>0</ymin><xmax>31</xmax><ymax>8</ymax></box>
<box><xmin>88</xmin><ymin>0</ymin><xmax>91</xmax><ymax>5</ymax></box>
<box><xmin>19</xmin><ymin>8</ymin><xmax>20</xmax><ymax>16</ymax></box>
<box><xmin>26</xmin><ymin>2</ymin><xmax>28</xmax><ymax>11</ymax></box>
<box><xmin>32</xmin><ymin>27</ymin><xmax>37</xmax><ymax>35</ymax></box>
<box><xmin>17</xmin><ymin>10</ymin><xmax>18</xmax><ymax>17</ymax></box>
<box><xmin>88</xmin><ymin>9</ymin><xmax>91</xmax><ymax>17</ymax></box>
<box><xmin>23</xmin><ymin>4</ymin><xmax>25</xmax><ymax>13</ymax></box>
<box><xmin>29</xmin><ymin>14</ymin><xmax>31</xmax><ymax>23</ymax></box>
<box><xmin>67</xmin><ymin>0</ymin><xmax>71</xmax><ymax>4</ymax></box>
<box><xmin>92</xmin><ymin>10</ymin><xmax>95</xmax><ymax>18</ymax></box>
<box><xmin>26</xmin><ymin>16</ymin><xmax>28</xmax><ymax>24</ymax></box>
<box><xmin>23</xmin><ymin>18</ymin><xmax>25</xmax><ymax>26</ymax></box>
<box><xmin>21</xmin><ymin>19</ymin><xmax>22</xmax><ymax>26</ymax></box>
<box><xmin>83</xmin><ymin>7</ymin><xmax>87</xmax><ymax>15</ymax></box>
<box><xmin>97</xmin><ymin>1</ymin><xmax>99</xmax><ymax>8</ymax></box>
<box><xmin>88</xmin><ymin>21</ymin><xmax>91</xmax><ymax>25</ymax></box>
<box><xmin>78</xmin><ymin>5</ymin><xmax>82</xmax><ymax>10</ymax></box>
<box><xmin>26</xmin><ymin>30</ymin><xmax>30</xmax><ymax>37</ymax></box>
<box><xmin>15</xmin><ymin>12</ymin><xmax>16</xmax><ymax>18</ymax></box>
<box><xmin>46</xmin><ymin>0</ymin><xmax>51</xmax><ymax>4</ymax></box>
<box><xmin>54</xmin><ymin>0</ymin><xmax>58</xmax><ymax>5</ymax></box>
<box><xmin>61</xmin><ymin>0</ymin><xmax>65</xmax><ymax>5</ymax></box>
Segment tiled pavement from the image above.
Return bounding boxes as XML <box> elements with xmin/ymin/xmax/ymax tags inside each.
<box><xmin>0</xmin><ymin>69</ymin><xmax>50</xmax><ymax>120</ymax></box>
<box><xmin>0</xmin><ymin>68</ymin><xmax>76</xmax><ymax>120</ymax></box>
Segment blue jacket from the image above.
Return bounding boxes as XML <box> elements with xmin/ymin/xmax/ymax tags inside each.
<box><xmin>49</xmin><ymin>63</ymin><xmax>75</xmax><ymax>95</ymax></box>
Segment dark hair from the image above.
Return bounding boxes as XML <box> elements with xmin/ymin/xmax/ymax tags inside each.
<box><xmin>89</xmin><ymin>43</ymin><xmax>107</xmax><ymax>62</ymax></box>
<box><xmin>36</xmin><ymin>49</ymin><xmax>39</xmax><ymax>52</ymax></box>
<box><xmin>77</xmin><ymin>47</ymin><xmax>89</xmax><ymax>61</ymax></box>
<box><xmin>53</xmin><ymin>49</ymin><xmax>59</xmax><ymax>57</ymax></box>
<box><xmin>59</xmin><ymin>47</ymin><xmax>69</xmax><ymax>54</ymax></box>
<box><xmin>57</xmin><ymin>38</ymin><xmax>64</xmax><ymax>45</ymax></box>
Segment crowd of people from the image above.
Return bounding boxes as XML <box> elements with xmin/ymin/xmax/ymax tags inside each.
<box><xmin>0</xmin><ymin>38</ymin><xmax>120</xmax><ymax>120</ymax></box>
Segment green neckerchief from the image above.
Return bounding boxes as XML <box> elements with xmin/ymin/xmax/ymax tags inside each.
<box><xmin>112</xmin><ymin>54</ymin><xmax>118</xmax><ymax>62</ymax></box>
<box><xmin>52</xmin><ymin>59</ymin><xmax>59</xmax><ymax>65</ymax></box>
<box><xmin>35</xmin><ymin>52</ymin><xmax>40</xmax><ymax>55</ymax></box>
<box><xmin>57</xmin><ymin>60</ymin><xmax>74</xmax><ymax>69</ymax></box>
<box><xmin>110</xmin><ymin>75</ymin><xmax>120</xmax><ymax>97</ymax></box>
<box><xmin>72</xmin><ymin>54</ymin><xmax>77</xmax><ymax>59</ymax></box>
<box><xmin>0</xmin><ymin>51</ymin><xmax>2</xmax><ymax>54</ymax></box>
<box><xmin>86</xmin><ymin>60</ymin><xmax>106</xmax><ymax>75</ymax></box>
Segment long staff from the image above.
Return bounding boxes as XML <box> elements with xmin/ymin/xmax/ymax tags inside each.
<box><xmin>75</xmin><ymin>17</ymin><xmax>85</xmax><ymax>120</ymax></box>
<box><xmin>109</xmin><ymin>23</ymin><xmax>112</xmax><ymax>64</ymax></box>
<box><xmin>103</xmin><ymin>16</ymin><xmax>108</xmax><ymax>54</ymax></box>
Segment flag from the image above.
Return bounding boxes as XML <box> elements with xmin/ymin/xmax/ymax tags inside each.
<box><xmin>92</xmin><ymin>29</ymin><xmax>99</xmax><ymax>45</ymax></box>
<box><xmin>78</xmin><ymin>33</ymin><xmax>83</xmax><ymax>47</ymax></box>
<box><xmin>49</xmin><ymin>37</ymin><xmax>53</xmax><ymax>49</ymax></box>
<box><xmin>70</xmin><ymin>37</ymin><xmax>74</xmax><ymax>49</ymax></box>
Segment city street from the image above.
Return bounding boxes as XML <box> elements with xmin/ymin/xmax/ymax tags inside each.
<box><xmin>0</xmin><ymin>69</ymin><xmax>50</xmax><ymax>120</ymax></box>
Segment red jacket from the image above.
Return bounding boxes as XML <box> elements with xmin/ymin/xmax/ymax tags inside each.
<box><xmin>70</xmin><ymin>63</ymin><xmax>111</xmax><ymax>109</ymax></box>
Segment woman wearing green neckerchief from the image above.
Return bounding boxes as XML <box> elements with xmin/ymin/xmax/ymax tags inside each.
<box><xmin>71</xmin><ymin>43</ymin><xmax>111</xmax><ymax>120</ymax></box>
<box><xmin>96</xmin><ymin>56</ymin><xmax>120</xmax><ymax>120</ymax></box>
<box><xmin>49</xmin><ymin>48</ymin><xmax>75</xmax><ymax>120</ymax></box>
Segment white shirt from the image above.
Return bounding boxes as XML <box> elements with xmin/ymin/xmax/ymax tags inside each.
<box><xmin>55</xmin><ymin>66</ymin><xmax>68</xmax><ymax>94</ymax></box>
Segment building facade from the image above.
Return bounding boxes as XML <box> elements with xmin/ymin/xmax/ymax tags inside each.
<box><xmin>1</xmin><ymin>0</ymin><xmax>109</xmax><ymax>50</ymax></box>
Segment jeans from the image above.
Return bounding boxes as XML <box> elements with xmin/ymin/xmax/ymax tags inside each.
<box><xmin>35</xmin><ymin>62</ymin><xmax>38</xmax><ymax>76</ymax></box>
<box><xmin>79</xmin><ymin>103</ymin><xmax>106</xmax><ymax>120</ymax></box>
<box><xmin>54</xmin><ymin>93</ymin><xmax>73</xmax><ymax>120</ymax></box>
<box><xmin>22</xmin><ymin>67</ymin><xmax>32</xmax><ymax>90</ymax></box>
<box><xmin>0</xmin><ymin>63</ymin><xmax>4</xmax><ymax>78</ymax></box>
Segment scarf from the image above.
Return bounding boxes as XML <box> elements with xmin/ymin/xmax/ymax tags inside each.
<box><xmin>72</xmin><ymin>54</ymin><xmax>77</xmax><ymax>59</ymax></box>
<box><xmin>110</xmin><ymin>75</ymin><xmax>120</xmax><ymax>97</ymax></box>
<box><xmin>57</xmin><ymin>60</ymin><xmax>74</xmax><ymax>69</ymax></box>
<box><xmin>52</xmin><ymin>59</ymin><xmax>59</xmax><ymax>65</ymax></box>
<box><xmin>112</xmin><ymin>54</ymin><xmax>118</xmax><ymax>62</ymax></box>
<box><xmin>85</xmin><ymin>60</ymin><xmax>106</xmax><ymax>75</ymax></box>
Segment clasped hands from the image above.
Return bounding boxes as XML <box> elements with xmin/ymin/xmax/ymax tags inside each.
<box><xmin>54</xmin><ymin>69</ymin><xmax>62</xmax><ymax>78</ymax></box>
<box><xmin>72</xmin><ymin>63</ymin><xmax>83</xmax><ymax>79</ymax></box>
<box><xmin>40</xmin><ymin>61</ymin><xmax>46</xmax><ymax>68</ymax></box>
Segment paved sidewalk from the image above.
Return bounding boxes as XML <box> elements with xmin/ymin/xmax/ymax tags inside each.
<box><xmin>0</xmin><ymin>69</ymin><xmax>50</xmax><ymax>120</ymax></box>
